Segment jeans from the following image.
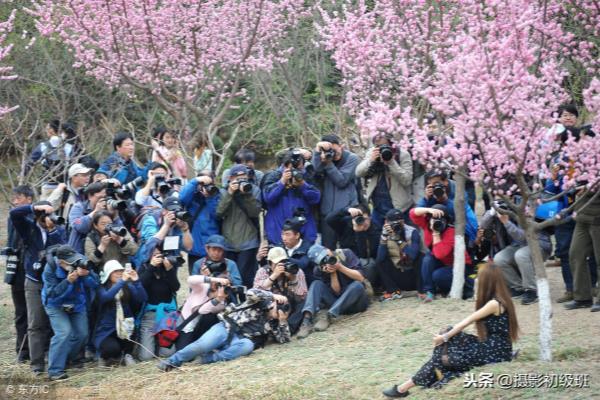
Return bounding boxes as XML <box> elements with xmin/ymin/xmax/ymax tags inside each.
<box><xmin>24</xmin><ymin>279</ymin><xmax>51</xmax><ymax>370</ymax></box>
<box><xmin>225</xmin><ymin>248</ymin><xmax>258</xmax><ymax>289</ymax></box>
<box><xmin>45</xmin><ymin>307</ymin><xmax>88</xmax><ymax>377</ymax></box>
<box><xmin>420</xmin><ymin>253</ymin><xmax>472</xmax><ymax>294</ymax></box>
<box><xmin>137</xmin><ymin>311</ymin><xmax>176</xmax><ymax>361</ymax></box>
<box><xmin>168</xmin><ymin>322</ymin><xmax>254</xmax><ymax>367</ymax></box>
<box><xmin>302</xmin><ymin>280</ymin><xmax>369</xmax><ymax>318</ymax></box>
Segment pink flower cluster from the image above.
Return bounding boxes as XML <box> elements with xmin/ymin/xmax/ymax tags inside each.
<box><xmin>0</xmin><ymin>10</ymin><xmax>18</xmax><ymax>117</ymax></box>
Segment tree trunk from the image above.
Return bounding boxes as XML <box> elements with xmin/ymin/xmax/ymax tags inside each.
<box><xmin>524</xmin><ymin>220</ymin><xmax>553</xmax><ymax>362</ymax></box>
<box><xmin>450</xmin><ymin>170</ymin><xmax>466</xmax><ymax>299</ymax></box>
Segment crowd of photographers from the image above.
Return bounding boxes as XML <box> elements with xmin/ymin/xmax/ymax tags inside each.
<box><xmin>3</xmin><ymin>105</ymin><xmax>599</xmax><ymax>379</ymax></box>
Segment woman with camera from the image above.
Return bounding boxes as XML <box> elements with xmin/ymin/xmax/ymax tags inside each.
<box><xmin>253</xmin><ymin>246</ymin><xmax>308</xmax><ymax>333</ymax></box>
<box><xmin>136</xmin><ymin>246</ymin><xmax>181</xmax><ymax>361</ymax></box>
<box><xmin>85</xmin><ymin>211</ymin><xmax>138</xmax><ymax>273</ymax></box>
<box><xmin>410</xmin><ymin>205</ymin><xmax>473</xmax><ymax>302</ymax></box>
<box><xmin>94</xmin><ymin>260</ymin><xmax>147</xmax><ymax>367</ymax></box>
<box><xmin>376</xmin><ymin>209</ymin><xmax>422</xmax><ymax>302</ymax></box>
<box><xmin>382</xmin><ymin>262</ymin><xmax>519</xmax><ymax>397</ymax></box>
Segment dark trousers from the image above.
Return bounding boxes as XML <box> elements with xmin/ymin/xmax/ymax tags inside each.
<box><xmin>555</xmin><ymin>220</ymin><xmax>597</xmax><ymax>292</ymax></box>
<box><xmin>421</xmin><ymin>253</ymin><xmax>473</xmax><ymax>295</ymax></box>
<box><xmin>377</xmin><ymin>258</ymin><xmax>422</xmax><ymax>293</ymax></box>
<box><xmin>188</xmin><ymin>254</ymin><xmax>203</xmax><ymax>275</ymax></box>
<box><xmin>175</xmin><ymin>313</ymin><xmax>219</xmax><ymax>351</ymax></box>
<box><xmin>302</xmin><ymin>280</ymin><xmax>369</xmax><ymax>318</ymax></box>
<box><xmin>24</xmin><ymin>279</ymin><xmax>51</xmax><ymax>370</ymax></box>
<box><xmin>320</xmin><ymin>215</ymin><xmax>339</xmax><ymax>249</ymax></box>
<box><xmin>569</xmin><ymin>221</ymin><xmax>600</xmax><ymax>301</ymax></box>
<box><xmin>225</xmin><ymin>248</ymin><xmax>258</xmax><ymax>288</ymax></box>
<box><xmin>11</xmin><ymin>284</ymin><xmax>29</xmax><ymax>359</ymax></box>
<box><xmin>99</xmin><ymin>333</ymin><xmax>134</xmax><ymax>359</ymax></box>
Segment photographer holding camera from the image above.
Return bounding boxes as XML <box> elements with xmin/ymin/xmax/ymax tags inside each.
<box><xmin>190</xmin><ymin>235</ymin><xmax>243</xmax><ymax>286</ymax></box>
<box><xmin>47</xmin><ymin>163</ymin><xmax>92</xmax><ymax>227</ymax></box>
<box><xmin>135</xmin><ymin>162</ymin><xmax>181</xmax><ymax>207</ymax></box>
<box><xmin>42</xmin><ymin>245</ymin><xmax>99</xmax><ymax>380</ymax></box>
<box><xmin>137</xmin><ymin>246</ymin><xmax>181</xmax><ymax>361</ymax></box>
<box><xmin>297</xmin><ymin>244</ymin><xmax>369</xmax><ymax>339</ymax></box>
<box><xmin>5</xmin><ymin>185</ymin><xmax>35</xmax><ymax>363</ymax></box>
<box><xmin>311</xmin><ymin>134</ymin><xmax>360</xmax><ymax>248</ymax></box>
<box><xmin>217</xmin><ymin>164</ymin><xmax>262</xmax><ymax>288</ymax></box>
<box><xmin>253</xmin><ymin>247</ymin><xmax>308</xmax><ymax>334</ymax></box>
<box><xmin>325</xmin><ymin>204</ymin><xmax>381</xmax><ymax>285</ymax></box>
<box><xmin>99</xmin><ymin>132</ymin><xmax>144</xmax><ymax>185</ymax></box>
<box><xmin>180</xmin><ymin>171</ymin><xmax>221</xmax><ymax>272</ymax></box>
<box><xmin>138</xmin><ymin>196</ymin><xmax>193</xmax><ymax>253</ymax></box>
<box><xmin>356</xmin><ymin>133</ymin><xmax>414</xmax><ymax>228</ymax></box>
<box><xmin>262</xmin><ymin>149</ymin><xmax>321</xmax><ymax>245</ymax></box>
<box><xmin>417</xmin><ymin>170</ymin><xmax>479</xmax><ymax>242</ymax></box>
<box><xmin>376</xmin><ymin>209</ymin><xmax>423</xmax><ymax>302</ymax></box>
<box><xmin>10</xmin><ymin>200</ymin><xmax>67</xmax><ymax>375</ymax></box>
<box><xmin>158</xmin><ymin>288</ymin><xmax>290</xmax><ymax>371</ymax></box>
<box><xmin>84</xmin><ymin>211</ymin><xmax>139</xmax><ymax>272</ymax></box>
<box><xmin>410</xmin><ymin>205</ymin><xmax>474</xmax><ymax>302</ymax></box>
<box><xmin>472</xmin><ymin>204</ymin><xmax>512</xmax><ymax>264</ymax></box>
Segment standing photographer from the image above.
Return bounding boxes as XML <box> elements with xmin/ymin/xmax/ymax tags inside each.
<box><xmin>135</xmin><ymin>162</ymin><xmax>179</xmax><ymax>208</ymax></box>
<box><xmin>190</xmin><ymin>235</ymin><xmax>243</xmax><ymax>286</ymax></box>
<box><xmin>376</xmin><ymin>209</ymin><xmax>422</xmax><ymax>302</ymax></box>
<box><xmin>179</xmin><ymin>172</ymin><xmax>221</xmax><ymax>272</ymax></box>
<box><xmin>42</xmin><ymin>245</ymin><xmax>99</xmax><ymax>380</ymax></box>
<box><xmin>253</xmin><ymin>247</ymin><xmax>308</xmax><ymax>333</ymax></box>
<box><xmin>217</xmin><ymin>164</ymin><xmax>262</xmax><ymax>288</ymax></box>
<box><xmin>10</xmin><ymin>201</ymin><xmax>67</xmax><ymax>375</ymax></box>
<box><xmin>410</xmin><ymin>205</ymin><xmax>473</xmax><ymax>302</ymax></box>
<box><xmin>311</xmin><ymin>134</ymin><xmax>360</xmax><ymax>248</ymax></box>
<box><xmin>47</xmin><ymin>163</ymin><xmax>92</xmax><ymax>227</ymax></box>
<box><xmin>85</xmin><ymin>211</ymin><xmax>139</xmax><ymax>272</ymax></box>
<box><xmin>356</xmin><ymin>134</ymin><xmax>414</xmax><ymax>227</ymax></box>
<box><xmin>297</xmin><ymin>244</ymin><xmax>369</xmax><ymax>339</ymax></box>
<box><xmin>99</xmin><ymin>131</ymin><xmax>144</xmax><ymax>185</ymax></box>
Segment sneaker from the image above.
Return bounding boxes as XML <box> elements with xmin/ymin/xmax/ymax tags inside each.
<box><xmin>296</xmin><ymin>318</ymin><xmax>314</xmax><ymax>339</ymax></box>
<box><xmin>379</xmin><ymin>292</ymin><xmax>394</xmax><ymax>302</ymax></box>
<box><xmin>123</xmin><ymin>354</ymin><xmax>137</xmax><ymax>367</ymax></box>
<box><xmin>314</xmin><ymin>310</ymin><xmax>331</xmax><ymax>332</ymax></box>
<box><xmin>392</xmin><ymin>290</ymin><xmax>404</xmax><ymax>300</ymax></box>
<box><xmin>156</xmin><ymin>360</ymin><xmax>175</xmax><ymax>372</ymax></box>
<box><xmin>510</xmin><ymin>288</ymin><xmax>525</xmax><ymax>298</ymax></box>
<box><xmin>49</xmin><ymin>372</ymin><xmax>68</xmax><ymax>381</ymax></box>
<box><xmin>591</xmin><ymin>300</ymin><xmax>600</xmax><ymax>313</ymax></box>
<box><xmin>423</xmin><ymin>291</ymin><xmax>434</xmax><ymax>303</ymax></box>
<box><xmin>31</xmin><ymin>365</ymin><xmax>44</xmax><ymax>376</ymax></box>
<box><xmin>564</xmin><ymin>300</ymin><xmax>593</xmax><ymax>310</ymax></box>
<box><xmin>556</xmin><ymin>291</ymin><xmax>573</xmax><ymax>303</ymax></box>
<box><xmin>382</xmin><ymin>385</ymin><xmax>409</xmax><ymax>398</ymax></box>
<box><xmin>521</xmin><ymin>290</ymin><xmax>538</xmax><ymax>305</ymax></box>
<box><xmin>97</xmin><ymin>358</ymin><xmax>108</xmax><ymax>368</ymax></box>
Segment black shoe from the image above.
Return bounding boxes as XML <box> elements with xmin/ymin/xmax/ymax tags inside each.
<box><xmin>67</xmin><ymin>359</ymin><xmax>85</xmax><ymax>370</ymax></box>
<box><xmin>521</xmin><ymin>290</ymin><xmax>538</xmax><ymax>305</ymax></box>
<box><xmin>564</xmin><ymin>300</ymin><xmax>593</xmax><ymax>310</ymax></box>
<box><xmin>510</xmin><ymin>288</ymin><xmax>525</xmax><ymax>298</ymax></box>
<box><xmin>31</xmin><ymin>365</ymin><xmax>44</xmax><ymax>376</ymax></box>
<box><xmin>17</xmin><ymin>353</ymin><xmax>30</xmax><ymax>363</ymax></box>
<box><xmin>590</xmin><ymin>301</ymin><xmax>600</xmax><ymax>312</ymax></box>
<box><xmin>49</xmin><ymin>372</ymin><xmax>68</xmax><ymax>381</ymax></box>
<box><xmin>382</xmin><ymin>385</ymin><xmax>409</xmax><ymax>398</ymax></box>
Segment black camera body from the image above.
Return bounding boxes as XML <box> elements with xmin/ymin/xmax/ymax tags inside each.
<box><xmin>277</xmin><ymin>302</ymin><xmax>291</xmax><ymax>313</ymax></box>
<box><xmin>483</xmin><ymin>228</ymin><xmax>495</xmax><ymax>240</ymax></box>
<box><xmin>291</xmin><ymin>169</ymin><xmax>304</xmax><ymax>182</ymax></box>
<box><xmin>378</xmin><ymin>144</ymin><xmax>394</xmax><ymax>161</ymax></box>
<box><xmin>432</xmin><ymin>182</ymin><xmax>446</xmax><ymax>199</ymax></box>
<box><xmin>322</xmin><ymin>148</ymin><xmax>336</xmax><ymax>160</ymax></box>
<box><xmin>289</xmin><ymin>150</ymin><xmax>304</xmax><ymax>169</ymax></box>
<box><xmin>71</xmin><ymin>258</ymin><xmax>93</xmax><ymax>271</ymax></box>
<box><xmin>431</xmin><ymin>218</ymin><xmax>448</xmax><ymax>233</ymax></box>
<box><xmin>390</xmin><ymin>221</ymin><xmax>403</xmax><ymax>233</ymax></box>
<box><xmin>236</xmin><ymin>179</ymin><xmax>253</xmax><ymax>193</ymax></box>
<box><xmin>283</xmin><ymin>260</ymin><xmax>299</xmax><ymax>274</ymax></box>
<box><xmin>114</xmin><ymin>177</ymin><xmax>144</xmax><ymax>199</ymax></box>
<box><xmin>34</xmin><ymin>209</ymin><xmax>65</xmax><ymax>225</ymax></box>
<box><xmin>320</xmin><ymin>255</ymin><xmax>338</xmax><ymax>270</ymax></box>
<box><xmin>154</xmin><ymin>174</ymin><xmax>172</xmax><ymax>195</ymax></box>
<box><xmin>174</xmin><ymin>210</ymin><xmax>191</xmax><ymax>223</ymax></box>
<box><xmin>200</xmin><ymin>183</ymin><xmax>219</xmax><ymax>196</ymax></box>
<box><xmin>106</xmin><ymin>223</ymin><xmax>127</xmax><ymax>237</ymax></box>
<box><xmin>205</xmin><ymin>259</ymin><xmax>227</xmax><ymax>275</ymax></box>
<box><xmin>163</xmin><ymin>251</ymin><xmax>185</xmax><ymax>268</ymax></box>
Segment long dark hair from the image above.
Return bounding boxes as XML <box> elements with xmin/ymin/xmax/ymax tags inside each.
<box><xmin>105</xmin><ymin>273</ymin><xmax>131</xmax><ymax>305</ymax></box>
<box><xmin>475</xmin><ymin>262</ymin><xmax>519</xmax><ymax>342</ymax></box>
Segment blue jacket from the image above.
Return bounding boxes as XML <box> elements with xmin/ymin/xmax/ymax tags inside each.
<box><xmin>179</xmin><ymin>178</ymin><xmax>221</xmax><ymax>257</ymax></box>
<box><xmin>99</xmin><ymin>152</ymin><xmax>144</xmax><ymax>185</ymax></box>
<box><xmin>417</xmin><ymin>191</ymin><xmax>478</xmax><ymax>242</ymax></box>
<box><xmin>191</xmin><ymin>257</ymin><xmax>243</xmax><ymax>286</ymax></box>
<box><xmin>42</xmin><ymin>256</ymin><xmax>99</xmax><ymax>312</ymax></box>
<box><xmin>262</xmin><ymin>168</ymin><xmax>321</xmax><ymax>244</ymax></box>
<box><xmin>68</xmin><ymin>200</ymin><xmax>124</xmax><ymax>253</ymax></box>
<box><xmin>9</xmin><ymin>205</ymin><xmax>67</xmax><ymax>282</ymax></box>
<box><xmin>93</xmin><ymin>279</ymin><xmax>147</xmax><ymax>349</ymax></box>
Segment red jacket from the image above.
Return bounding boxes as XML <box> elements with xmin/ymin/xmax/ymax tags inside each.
<box><xmin>409</xmin><ymin>209</ymin><xmax>472</xmax><ymax>267</ymax></box>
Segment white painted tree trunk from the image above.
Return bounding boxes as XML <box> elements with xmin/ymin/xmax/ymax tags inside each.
<box><xmin>450</xmin><ymin>171</ymin><xmax>466</xmax><ymax>299</ymax></box>
<box><xmin>524</xmin><ymin>222</ymin><xmax>553</xmax><ymax>361</ymax></box>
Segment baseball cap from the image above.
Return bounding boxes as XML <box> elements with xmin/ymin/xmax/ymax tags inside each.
<box><xmin>163</xmin><ymin>196</ymin><xmax>183</xmax><ymax>212</ymax></box>
<box><xmin>385</xmin><ymin>208</ymin><xmax>404</xmax><ymax>222</ymax></box>
<box><xmin>54</xmin><ymin>245</ymin><xmax>85</xmax><ymax>265</ymax></box>
<box><xmin>267</xmin><ymin>247</ymin><xmax>288</xmax><ymax>264</ymax></box>
<box><xmin>205</xmin><ymin>234</ymin><xmax>226</xmax><ymax>249</ymax></box>
<box><xmin>307</xmin><ymin>244</ymin><xmax>329</xmax><ymax>266</ymax></box>
<box><xmin>68</xmin><ymin>163</ymin><xmax>92</xmax><ymax>178</ymax></box>
<box><xmin>229</xmin><ymin>164</ymin><xmax>248</xmax><ymax>178</ymax></box>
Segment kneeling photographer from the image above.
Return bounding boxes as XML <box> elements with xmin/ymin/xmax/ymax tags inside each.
<box><xmin>158</xmin><ymin>289</ymin><xmax>291</xmax><ymax>371</ymax></box>
<box><xmin>410</xmin><ymin>205</ymin><xmax>474</xmax><ymax>302</ymax></box>
<box><xmin>253</xmin><ymin>247</ymin><xmax>308</xmax><ymax>334</ymax></box>
<box><xmin>42</xmin><ymin>245</ymin><xmax>99</xmax><ymax>380</ymax></box>
<box><xmin>85</xmin><ymin>211</ymin><xmax>139</xmax><ymax>272</ymax></box>
<box><xmin>191</xmin><ymin>234</ymin><xmax>243</xmax><ymax>287</ymax></box>
<box><xmin>376</xmin><ymin>209</ymin><xmax>422</xmax><ymax>302</ymax></box>
<box><xmin>297</xmin><ymin>244</ymin><xmax>369</xmax><ymax>339</ymax></box>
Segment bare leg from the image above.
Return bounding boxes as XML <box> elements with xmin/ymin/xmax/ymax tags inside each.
<box><xmin>398</xmin><ymin>379</ymin><xmax>415</xmax><ymax>393</ymax></box>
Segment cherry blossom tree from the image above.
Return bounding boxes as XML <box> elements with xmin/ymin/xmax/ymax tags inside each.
<box><xmin>29</xmin><ymin>0</ymin><xmax>306</xmax><ymax>172</ymax></box>
<box><xmin>0</xmin><ymin>10</ymin><xmax>17</xmax><ymax>117</ymax></box>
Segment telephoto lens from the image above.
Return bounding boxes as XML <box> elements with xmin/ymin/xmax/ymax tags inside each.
<box><xmin>378</xmin><ymin>144</ymin><xmax>394</xmax><ymax>161</ymax></box>
<box><xmin>201</xmin><ymin>184</ymin><xmax>219</xmax><ymax>196</ymax></box>
<box><xmin>431</xmin><ymin>218</ymin><xmax>447</xmax><ymax>233</ymax></box>
<box><xmin>354</xmin><ymin>215</ymin><xmax>366</xmax><ymax>225</ymax></box>
<box><xmin>432</xmin><ymin>183</ymin><xmax>446</xmax><ymax>199</ymax></box>
<box><xmin>237</xmin><ymin>179</ymin><xmax>252</xmax><ymax>193</ymax></box>
<box><xmin>106</xmin><ymin>224</ymin><xmax>127</xmax><ymax>237</ymax></box>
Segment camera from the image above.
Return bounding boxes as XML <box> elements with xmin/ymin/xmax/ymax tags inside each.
<box><xmin>353</xmin><ymin>214</ymin><xmax>366</xmax><ymax>225</ymax></box>
<box><xmin>106</xmin><ymin>224</ymin><xmax>127</xmax><ymax>237</ymax></box>
<box><xmin>493</xmin><ymin>200</ymin><xmax>509</xmax><ymax>211</ymax></box>
<box><xmin>2</xmin><ymin>247</ymin><xmax>19</xmax><ymax>285</ymax></box>
<box><xmin>292</xmin><ymin>207</ymin><xmax>307</xmax><ymax>225</ymax></box>
<box><xmin>205</xmin><ymin>259</ymin><xmax>227</xmax><ymax>275</ymax></box>
<box><xmin>432</xmin><ymin>183</ymin><xmax>446</xmax><ymax>199</ymax></box>
<box><xmin>106</xmin><ymin>198</ymin><xmax>127</xmax><ymax>211</ymax></box>
<box><xmin>236</xmin><ymin>179</ymin><xmax>253</xmax><ymax>193</ymax></box>
<box><xmin>174</xmin><ymin>210</ymin><xmax>191</xmax><ymax>223</ymax></box>
<box><xmin>154</xmin><ymin>174</ymin><xmax>172</xmax><ymax>195</ymax></box>
<box><xmin>200</xmin><ymin>183</ymin><xmax>219</xmax><ymax>196</ymax></box>
<box><xmin>322</xmin><ymin>148</ymin><xmax>336</xmax><ymax>160</ymax></box>
<box><xmin>320</xmin><ymin>255</ymin><xmax>338</xmax><ymax>268</ymax></box>
<box><xmin>71</xmin><ymin>258</ymin><xmax>93</xmax><ymax>270</ymax></box>
<box><xmin>163</xmin><ymin>251</ymin><xmax>185</xmax><ymax>268</ymax></box>
<box><xmin>483</xmin><ymin>228</ymin><xmax>495</xmax><ymax>240</ymax></box>
<box><xmin>47</xmin><ymin>213</ymin><xmax>65</xmax><ymax>225</ymax></box>
<box><xmin>115</xmin><ymin>176</ymin><xmax>144</xmax><ymax>199</ymax></box>
<box><xmin>389</xmin><ymin>221</ymin><xmax>403</xmax><ymax>233</ymax></box>
<box><xmin>431</xmin><ymin>218</ymin><xmax>447</xmax><ymax>233</ymax></box>
<box><xmin>277</xmin><ymin>302</ymin><xmax>291</xmax><ymax>313</ymax></box>
<box><xmin>291</xmin><ymin>169</ymin><xmax>304</xmax><ymax>182</ymax></box>
<box><xmin>377</xmin><ymin>144</ymin><xmax>394</xmax><ymax>161</ymax></box>
<box><xmin>289</xmin><ymin>149</ymin><xmax>304</xmax><ymax>169</ymax></box>
<box><xmin>283</xmin><ymin>260</ymin><xmax>299</xmax><ymax>274</ymax></box>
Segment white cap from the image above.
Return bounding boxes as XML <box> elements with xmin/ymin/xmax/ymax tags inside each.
<box><xmin>100</xmin><ymin>260</ymin><xmax>125</xmax><ymax>284</ymax></box>
<box><xmin>68</xmin><ymin>163</ymin><xmax>92</xmax><ymax>179</ymax></box>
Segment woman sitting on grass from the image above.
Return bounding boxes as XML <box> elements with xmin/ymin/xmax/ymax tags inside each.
<box><xmin>382</xmin><ymin>262</ymin><xmax>519</xmax><ymax>397</ymax></box>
